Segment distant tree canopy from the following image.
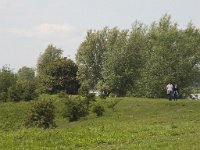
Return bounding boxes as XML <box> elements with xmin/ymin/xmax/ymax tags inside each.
<box><xmin>0</xmin><ymin>45</ymin><xmax>80</xmax><ymax>102</ymax></box>
<box><xmin>37</xmin><ymin>44</ymin><xmax>79</xmax><ymax>94</ymax></box>
<box><xmin>8</xmin><ymin>66</ymin><xmax>37</xmax><ymax>101</ymax></box>
<box><xmin>17</xmin><ymin>66</ymin><xmax>35</xmax><ymax>81</ymax></box>
<box><xmin>76</xmin><ymin>14</ymin><xmax>200</xmax><ymax>97</ymax></box>
<box><xmin>0</xmin><ymin>65</ymin><xmax>37</xmax><ymax>101</ymax></box>
<box><xmin>0</xmin><ymin>65</ymin><xmax>16</xmax><ymax>101</ymax></box>
<box><xmin>37</xmin><ymin>45</ymin><xmax>63</xmax><ymax>76</ymax></box>
<box><xmin>0</xmin><ymin>14</ymin><xmax>200</xmax><ymax>100</ymax></box>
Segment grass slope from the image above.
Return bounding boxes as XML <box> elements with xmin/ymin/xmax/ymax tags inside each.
<box><xmin>1</xmin><ymin>98</ymin><xmax>200</xmax><ymax>149</ymax></box>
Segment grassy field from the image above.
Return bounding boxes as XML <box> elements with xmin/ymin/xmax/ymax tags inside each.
<box><xmin>1</xmin><ymin>97</ymin><xmax>200</xmax><ymax>149</ymax></box>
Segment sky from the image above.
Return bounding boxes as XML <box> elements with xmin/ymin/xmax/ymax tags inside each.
<box><xmin>0</xmin><ymin>0</ymin><xmax>200</xmax><ymax>71</ymax></box>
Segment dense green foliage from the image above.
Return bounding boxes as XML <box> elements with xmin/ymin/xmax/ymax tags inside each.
<box><xmin>1</xmin><ymin>15</ymin><xmax>200</xmax><ymax>98</ymax></box>
<box><xmin>107</xmin><ymin>98</ymin><xmax>121</xmax><ymax>111</ymax></box>
<box><xmin>63</xmin><ymin>96</ymin><xmax>89</xmax><ymax>122</ymax></box>
<box><xmin>17</xmin><ymin>66</ymin><xmax>35</xmax><ymax>81</ymax></box>
<box><xmin>0</xmin><ymin>45</ymin><xmax>79</xmax><ymax>102</ymax></box>
<box><xmin>76</xmin><ymin>28</ymin><xmax>108</xmax><ymax>91</ymax></box>
<box><xmin>8</xmin><ymin>67</ymin><xmax>37</xmax><ymax>101</ymax></box>
<box><xmin>76</xmin><ymin>15</ymin><xmax>200</xmax><ymax>97</ymax></box>
<box><xmin>8</xmin><ymin>80</ymin><xmax>37</xmax><ymax>101</ymax></box>
<box><xmin>0</xmin><ymin>101</ymin><xmax>27</xmax><ymax>131</ymax></box>
<box><xmin>42</xmin><ymin>58</ymin><xmax>79</xmax><ymax>94</ymax></box>
<box><xmin>37</xmin><ymin>45</ymin><xmax>79</xmax><ymax>94</ymax></box>
<box><xmin>37</xmin><ymin>45</ymin><xmax>63</xmax><ymax>76</ymax></box>
<box><xmin>0</xmin><ymin>66</ymin><xmax>37</xmax><ymax>101</ymax></box>
<box><xmin>102</xmin><ymin>24</ymin><xmax>146</xmax><ymax>96</ymax></box>
<box><xmin>91</xmin><ymin>101</ymin><xmax>105</xmax><ymax>116</ymax></box>
<box><xmin>138</xmin><ymin>15</ymin><xmax>200</xmax><ymax>98</ymax></box>
<box><xmin>0</xmin><ymin>65</ymin><xmax>17</xmax><ymax>101</ymax></box>
<box><xmin>2</xmin><ymin>98</ymin><xmax>200</xmax><ymax>149</ymax></box>
<box><xmin>25</xmin><ymin>95</ymin><xmax>56</xmax><ymax>129</ymax></box>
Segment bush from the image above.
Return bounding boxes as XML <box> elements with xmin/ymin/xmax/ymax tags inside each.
<box><xmin>58</xmin><ymin>91</ymin><xmax>68</xmax><ymax>98</ymax></box>
<box><xmin>8</xmin><ymin>80</ymin><xmax>37</xmax><ymax>101</ymax></box>
<box><xmin>107</xmin><ymin>99</ymin><xmax>121</xmax><ymax>111</ymax></box>
<box><xmin>86</xmin><ymin>93</ymin><xmax>96</xmax><ymax>103</ymax></box>
<box><xmin>64</xmin><ymin>96</ymin><xmax>89</xmax><ymax>122</ymax></box>
<box><xmin>92</xmin><ymin>102</ymin><xmax>105</xmax><ymax>117</ymax></box>
<box><xmin>78</xmin><ymin>82</ymin><xmax>90</xmax><ymax>96</ymax></box>
<box><xmin>0</xmin><ymin>92</ymin><xmax>7</xmax><ymax>102</ymax></box>
<box><xmin>99</xmin><ymin>93</ymin><xmax>107</xmax><ymax>99</ymax></box>
<box><xmin>181</xmin><ymin>87</ymin><xmax>192</xmax><ymax>98</ymax></box>
<box><xmin>25</xmin><ymin>95</ymin><xmax>56</xmax><ymax>129</ymax></box>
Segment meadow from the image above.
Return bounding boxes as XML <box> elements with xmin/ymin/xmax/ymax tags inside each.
<box><xmin>1</xmin><ymin>97</ymin><xmax>200</xmax><ymax>150</ymax></box>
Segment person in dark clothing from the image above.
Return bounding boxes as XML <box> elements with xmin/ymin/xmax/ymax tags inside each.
<box><xmin>173</xmin><ymin>84</ymin><xmax>179</xmax><ymax>101</ymax></box>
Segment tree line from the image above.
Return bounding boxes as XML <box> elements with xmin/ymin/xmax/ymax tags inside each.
<box><xmin>0</xmin><ymin>45</ymin><xmax>79</xmax><ymax>102</ymax></box>
<box><xmin>76</xmin><ymin>15</ymin><xmax>200</xmax><ymax>98</ymax></box>
<box><xmin>0</xmin><ymin>14</ymin><xmax>200</xmax><ymax>101</ymax></box>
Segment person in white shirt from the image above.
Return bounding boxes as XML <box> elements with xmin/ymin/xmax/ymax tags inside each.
<box><xmin>166</xmin><ymin>83</ymin><xmax>173</xmax><ymax>101</ymax></box>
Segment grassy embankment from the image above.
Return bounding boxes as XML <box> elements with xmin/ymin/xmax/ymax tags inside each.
<box><xmin>1</xmin><ymin>97</ymin><xmax>200</xmax><ymax>149</ymax></box>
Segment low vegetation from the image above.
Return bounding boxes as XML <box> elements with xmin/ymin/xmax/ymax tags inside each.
<box><xmin>91</xmin><ymin>101</ymin><xmax>105</xmax><ymax>117</ymax></box>
<box><xmin>25</xmin><ymin>95</ymin><xmax>56</xmax><ymax>129</ymax></box>
<box><xmin>1</xmin><ymin>97</ymin><xmax>200</xmax><ymax>149</ymax></box>
<box><xmin>63</xmin><ymin>95</ymin><xmax>89</xmax><ymax>122</ymax></box>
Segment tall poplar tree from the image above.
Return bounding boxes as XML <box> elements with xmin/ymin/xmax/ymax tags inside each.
<box><xmin>138</xmin><ymin>15</ymin><xmax>200</xmax><ymax>97</ymax></box>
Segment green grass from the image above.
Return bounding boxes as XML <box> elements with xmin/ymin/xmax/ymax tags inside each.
<box><xmin>1</xmin><ymin>98</ymin><xmax>200</xmax><ymax>149</ymax></box>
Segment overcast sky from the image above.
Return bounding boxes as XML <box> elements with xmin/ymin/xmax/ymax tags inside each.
<box><xmin>0</xmin><ymin>0</ymin><xmax>200</xmax><ymax>71</ymax></box>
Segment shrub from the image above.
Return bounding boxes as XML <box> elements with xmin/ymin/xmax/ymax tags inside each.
<box><xmin>8</xmin><ymin>80</ymin><xmax>37</xmax><ymax>101</ymax></box>
<box><xmin>0</xmin><ymin>92</ymin><xmax>8</xmax><ymax>102</ymax></box>
<box><xmin>92</xmin><ymin>102</ymin><xmax>105</xmax><ymax>117</ymax></box>
<box><xmin>78</xmin><ymin>82</ymin><xmax>90</xmax><ymax>96</ymax></box>
<box><xmin>181</xmin><ymin>87</ymin><xmax>192</xmax><ymax>98</ymax></box>
<box><xmin>85</xmin><ymin>93</ymin><xmax>96</xmax><ymax>103</ymax></box>
<box><xmin>107</xmin><ymin>99</ymin><xmax>121</xmax><ymax>111</ymax></box>
<box><xmin>25</xmin><ymin>95</ymin><xmax>56</xmax><ymax>129</ymax></box>
<box><xmin>7</xmin><ymin>85</ymin><xmax>21</xmax><ymax>101</ymax></box>
<box><xmin>64</xmin><ymin>96</ymin><xmax>89</xmax><ymax>122</ymax></box>
<box><xmin>58</xmin><ymin>91</ymin><xmax>68</xmax><ymax>98</ymax></box>
<box><xmin>99</xmin><ymin>93</ymin><xmax>107</xmax><ymax>99</ymax></box>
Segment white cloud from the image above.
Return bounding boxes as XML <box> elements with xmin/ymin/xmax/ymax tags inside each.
<box><xmin>0</xmin><ymin>23</ymin><xmax>74</xmax><ymax>38</ymax></box>
<box><xmin>36</xmin><ymin>23</ymin><xmax>72</xmax><ymax>35</ymax></box>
